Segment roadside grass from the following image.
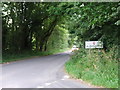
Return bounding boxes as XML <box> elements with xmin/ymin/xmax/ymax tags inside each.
<box><xmin>65</xmin><ymin>48</ymin><xmax>118</xmax><ymax>88</ymax></box>
<box><xmin>2</xmin><ymin>48</ymin><xmax>69</xmax><ymax>64</ymax></box>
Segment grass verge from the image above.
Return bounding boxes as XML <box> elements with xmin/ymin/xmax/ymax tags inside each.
<box><xmin>65</xmin><ymin>48</ymin><xmax>118</xmax><ymax>88</ymax></box>
<box><xmin>2</xmin><ymin>48</ymin><xmax>69</xmax><ymax>64</ymax></box>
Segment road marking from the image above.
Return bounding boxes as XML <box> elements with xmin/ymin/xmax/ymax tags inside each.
<box><xmin>52</xmin><ymin>81</ymin><xmax>57</xmax><ymax>83</ymax></box>
<box><xmin>63</xmin><ymin>75</ymin><xmax>70</xmax><ymax>79</ymax></box>
<box><xmin>61</xmin><ymin>78</ymin><xmax>65</xmax><ymax>80</ymax></box>
<box><xmin>45</xmin><ymin>83</ymin><xmax>51</xmax><ymax>86</ymax></box>
<box><xmin>37</xmin><ymin>81</ymin><xmax>57</xmax><ymax>88</ymax></box>
<box><xmin>37</xmin><ymin>86</ymin><xmax>44</xmax><ymax>88</ymax></box>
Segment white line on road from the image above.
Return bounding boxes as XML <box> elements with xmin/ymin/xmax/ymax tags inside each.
<box><xmin>37</xmin><ymin>86</ymin><xmax>44</xmax><ymax>88</ymax></box>
<box><xmin>63</xmin><ymin>75</ymin><xmax>70</xmax><ymax>79</ymax></box>
<box><xmin>52</xmin><ymin>81</ymin><xmax>57</xmax><ymax>83</ymax></box>
<box><xmin>61</xmin><ymin>78</ymin><xmax>65</xmax><ymax>80</ymax></box>
<box><xmin>45</xmin><ymin>83</ymin><xmax>52</xmax><ymax>86</ymax></box>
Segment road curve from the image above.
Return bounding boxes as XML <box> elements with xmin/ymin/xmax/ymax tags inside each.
<box><xmin>2</xmin><ymin>51</ymin><xmax>94</xmax><ymax>88</ymax></box>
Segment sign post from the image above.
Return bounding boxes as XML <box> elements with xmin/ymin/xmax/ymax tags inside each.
<box><xmin>85</xmin><ymin>41</ymin><xmax>103</xmax><ymax>55</ymax></box>
<box><xmin>85</xmin><ymin>41</ymin><xmax>103</xmax><ymax>49</ymax></box>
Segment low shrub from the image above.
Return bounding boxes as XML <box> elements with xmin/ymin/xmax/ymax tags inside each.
<box><xmin>65</xmin><ymin>48</ymin><xmax>118</xmax><ymax>88</ymax></box>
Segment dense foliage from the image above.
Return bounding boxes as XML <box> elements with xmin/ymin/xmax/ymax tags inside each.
<box><xmin>65</xmin><ymin>49</ymin><xmax>118</xmax><ymax>88</ymax></box>
<box><xmin>2</xmin><ymin>2</ymin><xmax>119</xmax><ymax>87</ymax></box>
<box><xmin>63</xmin><ymin>2</ymin><xmax>119</xmax><ymax>88</ymax></box>
<box><xmin>2</xmin><ymin>2</ymin><xmax>119</xmax><ymax>53</ymax></box>
<box><xmin>2</xmin><ymin>2</ymin><xmax>70</xmax><ymax>53</ymax></box>
<box><xmin>66</xmin><ymin>2</ymin><xmax>119</xmax><ymax>51</ymax></box>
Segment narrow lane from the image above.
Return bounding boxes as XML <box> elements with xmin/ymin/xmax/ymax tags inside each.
<box><xmin>2</xmin><ymin>51</ymin><xmax>93</xmax><ymax>88</ymax></box>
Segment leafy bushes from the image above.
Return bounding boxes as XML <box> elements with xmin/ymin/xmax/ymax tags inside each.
<box><xmin>2</xmin><ymin>48</ymin><xmax>69</xmax><ymax>64</ymax></box>
<box><xmin>65</xmin><ymin>48</ymin><xmax>118</xmax><ymax>88</ymax></box>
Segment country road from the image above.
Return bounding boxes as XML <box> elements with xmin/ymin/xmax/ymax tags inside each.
<box><xmin>2</xmin><ymin>51</ymin><xmax>95</xmax><ymax>88</ymax></box>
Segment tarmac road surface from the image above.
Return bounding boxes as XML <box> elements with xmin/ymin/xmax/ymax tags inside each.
<box><xmin>2</xmin><ymin>51</ymin><xmax>97</xmax><ymax>88</ymax></box>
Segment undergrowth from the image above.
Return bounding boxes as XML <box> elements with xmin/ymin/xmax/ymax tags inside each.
<box><xmin>2</xmin><ymin>48</ymin><xmax>69</xmax><ymax>64</ymax></box>
<box><xmin>65</xmin><ymin>48</ymin><xmax>118</xmax><ymax>88</ymax></box>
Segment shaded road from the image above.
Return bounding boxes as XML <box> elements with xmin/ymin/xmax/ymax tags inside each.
<box><xmin>2</xmin><ymin>51</ymin><xmax>94</xmax><ymax>88</ymax></box>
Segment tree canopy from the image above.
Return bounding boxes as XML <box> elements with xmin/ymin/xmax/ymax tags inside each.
<box><xmin>2</xmin><ymin>2</ymin><xmax>120</xmax><ymax>53</ymax></box>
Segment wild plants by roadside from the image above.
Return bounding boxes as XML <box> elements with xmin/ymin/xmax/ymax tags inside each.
<box><xmin>65</xmin><ymin>48</ymin><xmax>118</xmax><ymax>88</ymax></box>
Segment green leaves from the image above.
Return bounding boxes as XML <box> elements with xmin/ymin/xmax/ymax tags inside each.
<box><xmin>66</xmin><ymin>49</ymin><xmax>118</xmax><ymax>88</ymax></box>
<box><xmin>2</xmin><ymin>2</ymin><xmax>119</xmax><ymax>53</ymax></box>
<box><xmin>64</xmin><ymin>2</ymin><xmax>119</xmax><ymax>51</ymax></box>
<box><xmin>2</xmin><ymin>2</ymin><xmax>71</xmax><ymax>52</ymax></box>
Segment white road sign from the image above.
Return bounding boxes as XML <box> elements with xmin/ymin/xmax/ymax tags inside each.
<box><xmin>85</xmin><ymin>41</ymin><xmax>103</xmax><ymax>49</ymax></box>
